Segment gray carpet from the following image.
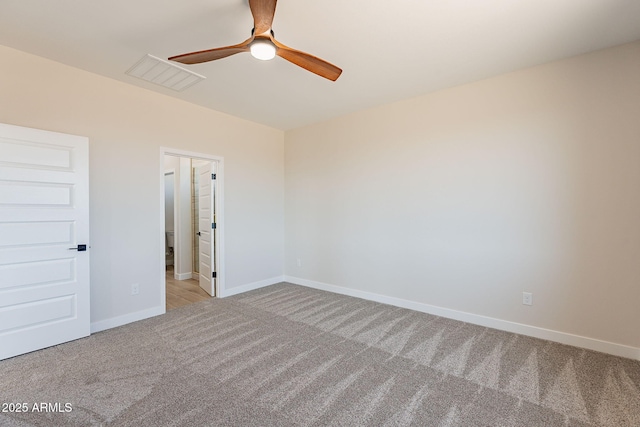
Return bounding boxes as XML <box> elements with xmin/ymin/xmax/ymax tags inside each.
<box><xmin>0</xmin><ymin>283</ymin><xmax>639</xmax><ymax>426</ymax></box>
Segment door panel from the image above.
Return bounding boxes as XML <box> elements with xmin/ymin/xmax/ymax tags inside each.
<box><xmin>0</xmin><ymin>221</ymin><xmax>75</xmax><ymax>247</ymax></box>
<box><xmin>0</xmin><ymin>258</ymin><xmax>75</xmax><ymax>290</ymax></box>
<box><xmin>197</xmin><ymin>163</ymin><xmax>214</xmax><ymax>296</ymax></box>
<box><xmin>0</xmin><ymin>123</ymin><xmax>90</xmax><ymax>361</ymax></box>
<box><xmin>0</xmin><ymin>295</ymin><xmax>77</xmax><ymax>333</ymax></box>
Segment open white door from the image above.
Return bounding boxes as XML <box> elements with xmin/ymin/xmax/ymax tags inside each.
<box><xmin>197</xmin><ymin>162</ymin><xmax>215</xmax><ymax>296</ymax></box>
<box><xmin>0</xmin><ymin>123</ymin><xmax>90</xmax><ymax>360</ymax></box>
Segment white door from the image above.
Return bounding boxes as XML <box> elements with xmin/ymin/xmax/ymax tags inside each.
<box><xmin>197</xmin><ymin>163</ymin><xmax>215</xmax><ymax>296</ymax></box>
<box><xmin>0</xmin><ymin>123</ymin><xmax>90</xmax><ymax>361</ymax></box>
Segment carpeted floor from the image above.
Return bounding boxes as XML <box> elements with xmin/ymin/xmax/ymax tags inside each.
<box><xmin>0</xmin><ymin>283</ymin><xmax>638</xmax><ymax>426</ymax></box>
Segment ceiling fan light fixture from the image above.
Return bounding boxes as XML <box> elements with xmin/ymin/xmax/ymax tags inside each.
<box><xmin>169</xmin><ymin>0</ymin><xmax>342</xmax><ymax>80</ymax></box>
<box><xmin>250</xmin><ymin>40</ymin><xmax>276</xmax><ymax>61</ymax></box>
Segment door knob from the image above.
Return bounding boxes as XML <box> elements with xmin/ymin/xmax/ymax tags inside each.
<box><xmin>68</xmin><ymin>244</ymin><xmax>88</xmax><ymax>251</ymax></box>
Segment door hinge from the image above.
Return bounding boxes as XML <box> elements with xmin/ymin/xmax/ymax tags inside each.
<box><xmin>211</xmin><ymin>173</ymin><xmax>216</xmax><ymax>180</ymax></box>
<box><xmin>212</xmin><ymin>222</ymin><xmax>216</xmax><ymax>229</ymax></box>
<box><xmin>212</xmin><ymin>272</ymin><xmax>217</xmax><ymax>278</ymax></box>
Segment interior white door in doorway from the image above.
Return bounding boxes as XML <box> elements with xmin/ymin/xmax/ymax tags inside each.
<box><xmin>0</xmin><ymin>123</ymin><xmax>90</xmax><ymax>361</ymax></box>
<box><xmin>197</xmin><ymin>162</ymin><xmax>216</xmax><ymax>296</ymax></box>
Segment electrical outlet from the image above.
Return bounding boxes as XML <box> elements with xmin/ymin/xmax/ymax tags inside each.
<box><xmin>131</xmin><ymin>283</ymin><xmax>139</xmax><ymax>295</ymax></box>
<box><xmin>296</xmin><ymin>258</ymin><xmax>301</xmax><ymax>267</ymax></box>
<box><xmin>522</xmin><ymin>292</ymin><xmax>533</xmax><ymax>306</ymax></box>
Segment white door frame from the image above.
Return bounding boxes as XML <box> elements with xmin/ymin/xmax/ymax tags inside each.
<box><xmin>159</xmin><ymin>147</ymin><xmax>224</xmax><ymax>306</ymax></box>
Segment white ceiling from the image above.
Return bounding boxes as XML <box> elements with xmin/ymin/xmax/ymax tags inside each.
<box><xmin>1</xmin><ymin>0</ymin><xmax>640</xmax><ymax>130</ymax></box>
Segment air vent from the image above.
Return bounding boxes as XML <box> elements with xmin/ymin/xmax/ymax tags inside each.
<box><xmin>126</xmin><ymin>54</ymin><xmax>205</xmax><ymax>91</ymax></box>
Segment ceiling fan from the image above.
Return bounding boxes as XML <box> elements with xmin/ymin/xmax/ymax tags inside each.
<box><xmin>168</xmin><ymin>0</ymin><xmax>342</xmax><ymax>81</ymax></box>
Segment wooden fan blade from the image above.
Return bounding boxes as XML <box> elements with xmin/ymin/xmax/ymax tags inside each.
<box><xmin>272</xmin><ymin>38</ymin><xmax>342</xmax><ymax>81</ymax></box>
<box><xmin>249</xmin><ymin>0</ymin><xmax>277</xmax><ymax>35</ymax></box>
<box><xmin>169</xmin><ymin>37</ymin><xmax>253</xmax><ymax>64</ymax></box>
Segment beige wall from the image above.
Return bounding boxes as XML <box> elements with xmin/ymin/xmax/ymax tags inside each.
<box><xmin>2</xmin><ymin>39</ymin><xmax>639</xmax><ymax>355</ymax></box>
<box><xmin>0</xmin><ymin>45</ymin><xmax>285</xmax><ymax>326</ymax></box>
<box><xmin>285</xmin><ymin>41</ymin><xmax>640</xmax><ymax>350</ymax></box>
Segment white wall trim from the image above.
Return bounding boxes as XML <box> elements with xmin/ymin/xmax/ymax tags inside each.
<box><xmin>284</xmin><ymin>275</ymin><xmax>640</xmax><ymax>361</ymax></box>
<box><xmin>91</xmin><ymin>275</ymin><xmax>283</xmax><ymax>332</ymax></box>
<box><xmin>174</xmin><ymin>272</ymin><xmax>193</xmax><ymax>280</ymax></box>
<box><xmin>219</xmin><ymin>276</ymin><xmax>285</xmax><ymax>298</ymax></box>
<box><xmin>91</xmin><ymin>306</ymin><xmax>165</xmax><ymax>334</ymax></box>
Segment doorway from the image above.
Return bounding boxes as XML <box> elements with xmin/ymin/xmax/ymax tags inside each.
<box><xmin>161</xmin><ymin>148</ymin><xmax>224</xmax><ymax>311</ymax></box>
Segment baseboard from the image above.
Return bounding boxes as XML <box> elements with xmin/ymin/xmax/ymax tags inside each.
<box><xmin>174</xmin><ymin>272</ymin><xmax>192</xmax><ymax>280</ymax></box>
<box><xmin>284</xmin><ymin>275</ymin><xmax>640</xmax><ymax>361</ymax></box>
<box><xmin>220</xmin><ymin>275</ymin><xmax>285</xmax><ymax>298</ymax></box>
<box><xmin>90</xmin><ymin>306</ymin><xmax>165</xmax><ymax>334</ymax></box>
<box><xmin>89</xmin><ymin>275</ymin><xmax>284</xmax><ymax>333</ymax></box>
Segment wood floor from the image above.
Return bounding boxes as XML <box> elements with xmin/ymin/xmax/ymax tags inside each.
<box><xmin>166</xmin><ymin>267</ymin><xmax>211</xmax><ymax>310</ymax></box>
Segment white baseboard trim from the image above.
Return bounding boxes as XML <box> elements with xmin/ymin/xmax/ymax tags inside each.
<box><xmin>284</xmin><ymin>275</ymin><xmax>640</xmax><ymax>361</ymax></box>
<box><xmin>174</xmin><ymin>272</ymin><xmax>192</xmax><ymax>280</ymax></box>
<box><xmin>89</xmin><ymin>275</ymin><xmax>284</xmax><ymax>334</ymax></box>
<box><xmin>90</xmin><ymin>306</ymin><xmax>165</xmax><ymax>334</ymax></box>
<box><xmin>220</xmin><ymin>275</ymin><xmax>285</xmax><ymax>298</ymax></box>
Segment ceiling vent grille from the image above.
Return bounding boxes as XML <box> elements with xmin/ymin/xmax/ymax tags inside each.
<box><xmin>126</xmin><ymin>54</ymin><xmax>205</xmax><ymax>91</ymax></box>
